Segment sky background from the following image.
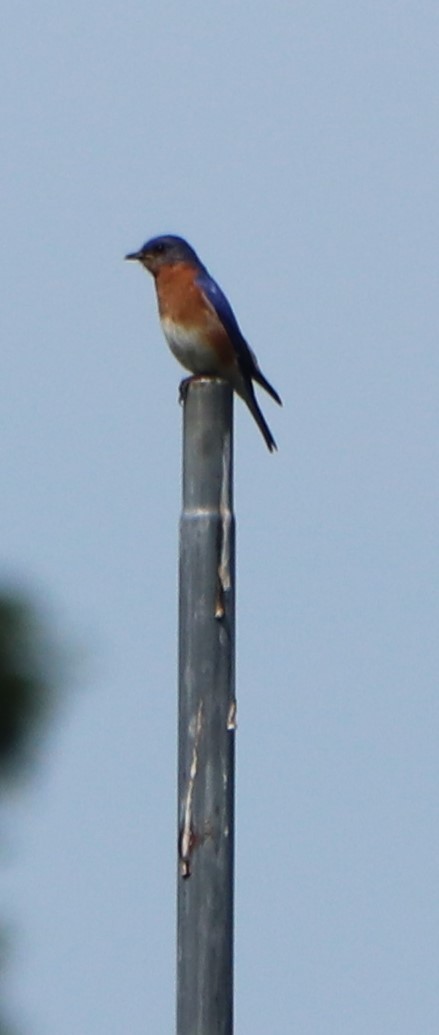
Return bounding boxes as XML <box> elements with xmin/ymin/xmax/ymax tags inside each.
<box><xmin>1</xmin><ymin>1</ymin><xmax>439</xmax><ymax>1032</ymax></box>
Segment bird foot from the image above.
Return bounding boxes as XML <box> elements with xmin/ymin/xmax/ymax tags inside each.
<box><xmin>178</xmin><ymin>375</ymin><xmax>205</xmax><ymax>404</ymax></box>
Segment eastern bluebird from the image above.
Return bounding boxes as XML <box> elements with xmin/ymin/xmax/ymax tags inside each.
<box><xmin>125</xmin><ymin>234</ymin><xmax>281</xmax><ymax>451</ymax></box>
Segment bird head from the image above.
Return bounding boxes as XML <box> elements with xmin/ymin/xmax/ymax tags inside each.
<box><xmin>125</xmin><ymin>234</ymin><xmax>200</xmax><ymax>275</ymax></box>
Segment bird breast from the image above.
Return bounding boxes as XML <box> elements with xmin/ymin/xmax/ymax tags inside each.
<box><xmin>161</xmin><ymin>317</ymin><xmax>221</xmax><ymax>374</ymax></box>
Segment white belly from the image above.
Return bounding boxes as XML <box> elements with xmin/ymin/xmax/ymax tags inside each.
<box><xmin>161</xmin><ymin>317</ymin><xmax>219</xmax><ymax>375</ymax></box>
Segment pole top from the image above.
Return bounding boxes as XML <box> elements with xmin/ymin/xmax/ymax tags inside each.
<box><xmin>182</xmin><ymin>378</ymin><xmax>233</xmax><ymax>512</ymax></box>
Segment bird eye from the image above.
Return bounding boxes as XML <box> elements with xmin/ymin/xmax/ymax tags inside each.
<box><xmin>155</xmin><ymin>242</ymin><xmax>165</xmax><ymax>254</ymax></box>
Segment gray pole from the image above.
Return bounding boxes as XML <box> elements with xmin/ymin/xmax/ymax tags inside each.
<box><xmin>177</xmin><ymin>378</ymin><xmax>235</xmax><ymax>1035</ymax></box>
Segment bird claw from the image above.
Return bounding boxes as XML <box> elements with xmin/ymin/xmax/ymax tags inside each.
<box><xmin>178</xmin><ymin>376</ymin><xmax>196</xmax><ymax>405</ymax></box>
<box><xmin>178</xmin><ymin>374</ymin><xmax>192</xmax><ymax>401</ymax></box>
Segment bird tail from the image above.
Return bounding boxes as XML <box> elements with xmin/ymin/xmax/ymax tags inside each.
<box><xmin>252</xmin><ymin>369</ymin><xmax>282</xmax><ymax>406</ymax></box>
<box><xmin>239</xmin><ymin>379</ymin><xmax>278</xmax><ymax>452</ymax></box>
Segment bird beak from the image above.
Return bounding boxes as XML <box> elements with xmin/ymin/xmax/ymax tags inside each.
<box><xmin>125</xmin><ymin>250</ymin><xmax>142</xmax><ymax>261</ymax></box>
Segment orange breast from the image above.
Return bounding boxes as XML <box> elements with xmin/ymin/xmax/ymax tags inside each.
<box><xmin>155</xmin><ymin>263</ymin><xmax>236</xmax><ymax>368</ymax></box>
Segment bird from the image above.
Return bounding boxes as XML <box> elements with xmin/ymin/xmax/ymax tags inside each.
<box><xmin>125</xmin><ymin>234</ymin><xmax>281</xmax><ymax>451</ymax></box>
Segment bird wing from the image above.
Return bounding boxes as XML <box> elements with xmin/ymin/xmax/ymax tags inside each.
<box><xmin>195</xmin><ymin>269</ymin><xmax>282</xmax><ymax>405</ymax></box>
<box><xmin>195</xmin><ymin>270</ymin><xmax>258</xmax><ymax>377</ymax></box>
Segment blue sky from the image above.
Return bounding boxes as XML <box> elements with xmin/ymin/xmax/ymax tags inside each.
<box><xmin>2</xmin><ymin>2</ymin><xmax>439</xmax><ymax>1032</ymax></box>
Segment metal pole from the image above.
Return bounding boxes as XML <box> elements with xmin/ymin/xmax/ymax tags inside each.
<box><xmin>177</xmin><ymin>378</ymin><xmax>235</xmax><ymax>1035</ymax></box>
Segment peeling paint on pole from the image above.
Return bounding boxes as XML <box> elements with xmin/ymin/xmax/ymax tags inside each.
<box><xmin>177</xmin><ymin>378</ymin><xmax>235</xmax><ymax>1035</ymax></box>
